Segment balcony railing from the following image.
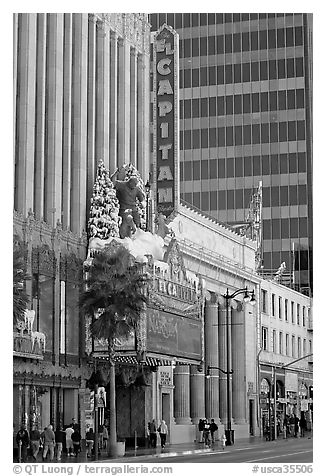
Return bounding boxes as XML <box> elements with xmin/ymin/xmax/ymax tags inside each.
<box><xmin>13</xmin><ymin>331</ymin><xmax>46</xmax><ymax>360</ymax></box>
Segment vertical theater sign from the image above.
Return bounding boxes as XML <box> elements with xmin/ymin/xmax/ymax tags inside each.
<box><xmin>153</xmin><ymin>24</ymin><xmax>180</xmax><ymax>218</ymax></box>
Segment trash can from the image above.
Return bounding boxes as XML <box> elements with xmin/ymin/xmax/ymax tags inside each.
<box><xmin>116</xmin><ymin>441</ymin><xmax>125</xmax><ymax>457</ymax></box>
<box><xmin>225</xmin><ymin>429</ymin><xmax>234</xmax><ymax>446</ymax></box>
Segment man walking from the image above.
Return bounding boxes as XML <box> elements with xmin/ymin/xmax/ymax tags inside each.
<box><xmin>42</xmin><ymin>425</ymin><xmax>55</xmax><ymax>461</ymax></box>
<box><xmin>55</xmin><ymin>426</ymin><xmax>65</xmax><ymax>461</ymax></box>
<box><xmin>65</xmin><ymin>424</ymin><xmax>74</xmax><ymax>456</ymax></box>
<box><xmin>209</xmin><ymin>419</ymin><xmax>218</xmax><ymax>444</ymax></box>
<box><xmin>16</xmin><ymin>424</ymin><xmax>30</xmax><ymax>463</ymax></box>
<box><xmin>30</xmin><ymin>426</ymin><xmax>41</xmax><ymax>461</ymax></box>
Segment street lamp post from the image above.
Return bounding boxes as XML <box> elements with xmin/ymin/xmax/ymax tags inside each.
<box><xmin>145</xmin><ymin>180</ymin><xmax>151</xmax><ymax>232</ymax></box>
<box><xmin>223</xmin><ymin>287</ymin><xmax>255</xmax><ymax>446</ymax></box>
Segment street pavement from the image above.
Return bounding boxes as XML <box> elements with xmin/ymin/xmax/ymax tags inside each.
<box><xmin>25</xmin><ymin>434</ymin><xmax>313</xmax><ymax>464</ymax></box>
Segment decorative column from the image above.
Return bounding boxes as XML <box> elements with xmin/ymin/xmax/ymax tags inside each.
<box><xmin>205</xmin><ymin>302</ymin><xmax>221</xmax><ymax>422</ymax></box>
<box><xmin>137</xmin><ymin>54</ymin><xmax>145</xmax><ymax>175</ymax></box>
<box><xmin>15</xmin><ymin>13</ymin><xmax>37</xmax><ymax>215</ymax></box>
<box><xmin>117</xmin><ymin>37</ymin><xmax>131</xmax><ymax>166</ymax></box>
<box><xmin>24</xmin><ymin>385</ymin><xmax>30</xmax><ymax>427</ymax></box>
<box><xmin>62</xmin><ymin>13</ymin><xmax>73</xmax><ymax>230</ymax></box>
<box><xmin>109</xmin><ymin>30</ymin><xmax>118</xmax><ymax>174</ymax></box>
<box><xmin>190</xmin><ymin>365</ymin><xmax>205</xmax><ymax>423</ymax></box>
<box><xmin>95</xmin><ymin>17</ymin><xmax>110</xmax><ymax>167</ymax></box>
<box><xmin>45</xmin><ymin>13</ymin><xmax>64</xmax><ymax>227</ymax></box>
<box><xmin>18</xmin><ymin>384</ymin><xmax>24</xmax><ymax>427</ymax></box>
<box><xmin>70</xmin><ymin>13</ymin><xmax>88</xmax><ymax>235</ymax></box>
<box><xmin>231</xmin><ymin>307</ymin><xmax>247</xmax><ymax>423</ymax></box>
<box><xmin>173</xmin><ymin>365</ymin><xmax>192</xmax><ymax>424</ymax></box>
<box><xmin>34</xmin><ymin>13</ymin><xmax>47</xmax><ymax>221</ymax></box>
<box><xmin>219</xmin><ymin>306</ymin><xmax>233</xmax><ymax>424</ymax></box>
<box><xmin>130</xmin><ymin>47</ymin><xmax>138</xmax><ymax>166</ymax></box>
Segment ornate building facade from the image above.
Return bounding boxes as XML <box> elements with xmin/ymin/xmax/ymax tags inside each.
<box><xmin>13</xmin><ymin>12</ymin><xmax>151</xmax><ymax>442</ymax></box>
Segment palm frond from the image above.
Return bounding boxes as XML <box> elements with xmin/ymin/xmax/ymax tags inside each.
<box><xmin>81</xmin><ymin>246</ymin><xmax>149</xmax><ymax>343</ymax></box>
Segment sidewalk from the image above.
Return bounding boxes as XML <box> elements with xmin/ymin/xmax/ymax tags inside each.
<box><xmin>17</xmin><ymin>434</ymin><xmax>311</xmax><ymax>464</ymax></box>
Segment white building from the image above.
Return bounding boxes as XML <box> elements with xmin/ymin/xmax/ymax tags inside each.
<box><xmin>258</xmin><ymin>278</ymin><xmax>313</xmax><ymax>436</ymax></box>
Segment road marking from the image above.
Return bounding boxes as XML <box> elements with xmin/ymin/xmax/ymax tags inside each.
<box><xmin>245</xmin><ymin>450</ymin><xmax>312</xmax><ymax>463</ymax></box>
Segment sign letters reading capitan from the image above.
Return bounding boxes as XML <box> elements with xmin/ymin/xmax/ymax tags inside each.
<box><xmin>153</xmin><ymin>24</ymin><xmax>180</xmax><ymax>217</ymax></box>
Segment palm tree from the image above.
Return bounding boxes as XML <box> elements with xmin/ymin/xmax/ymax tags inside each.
<box><xmin>13</xmin><ymin>235</ymin><xmax>29</xmax><ymax>327</ymax></box>
<box><xmin>80</xmin><ymin>245</ymin><xmax>149</xmax><ymax>458</ymax></box>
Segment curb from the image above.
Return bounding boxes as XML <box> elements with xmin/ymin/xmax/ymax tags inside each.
<box><xmin>104</xmin><ymin>447</ymin><xmax>219</xmax><ymax>462</ymax></box>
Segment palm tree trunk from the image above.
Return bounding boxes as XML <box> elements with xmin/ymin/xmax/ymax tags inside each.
<box><xmin>94</xmin><ymin>384</ymin><xmax>99</xmax><ymax>460</ymax></box>
<box><xmin>109</xmin><ymin>360</ymin><xmax>118</xmax><ymax>457</ymax></box>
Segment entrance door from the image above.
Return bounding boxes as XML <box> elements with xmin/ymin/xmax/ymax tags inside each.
<box><xmin>249</xmin><ymin>399</ymin><xmax>254</xmax><ymax>435</ymax></box>
<box><xmin>162</xmin><ymin>393</ymin><xmax>170</xmax><ymax>442</ymax></box>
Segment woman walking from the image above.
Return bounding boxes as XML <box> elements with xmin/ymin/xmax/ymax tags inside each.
<box><xmin>158</xmin><ymin>420</ymin><xmax>168</xmax><ymax>449</ymax></box>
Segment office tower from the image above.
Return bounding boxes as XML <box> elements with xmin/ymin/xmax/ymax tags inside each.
<box><xmin>149</xmin><ymin>13</ymin><xmax>313</xmax><ymax>293</ymax></box>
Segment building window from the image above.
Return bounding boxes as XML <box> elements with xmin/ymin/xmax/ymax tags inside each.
<box><xmin>272</xmin><ymin>294</ymin><xmax>275</xmax><ymax>317</ymax></box>
<box><xmin>292</xmin><ymin>335</ymin><xmax>296</xmax><ymax>357</ymax></box>
<box><xmin>298</xmin><ymin>337</ymin><xmax>301</xmax><ymax>358</ymax></box>
<box><xmin>279</xmin><ymin>296</ymin><xmax>282</xmax><ymax>319</ymax></box>
<box><xmin>309</xmin><ymin>339</ymin><xmax>312</xmax><ymax>354</ymax></box>
<box><xmin>297</xmin><ymin>304</ymin><xmax>300</xmax><ymax>325</ymax></box>
<box><xmin>285</xmin><ymin>299</ymin><xmax>288</xmax><ymax>322</ymax></box>
<box><xmin>286</xmin><ymin>334</ymin><xmax>290</xmax><ymax>356</ymax></box>
<box><xmin>291</xmin><ymin>301</ymin><xmax>295</xmax><ymax>324</ymax></box>
<box><xmin>302</xmin><ymin>306</ymin><xmax>306</xmax><ymax>326</ymax></box>
<box><xmin>279</xmin><ymin>332</ymin><xmax>283</xmax><ymax>354</ymax></box>
<box><xmin>303</xmin><ymin>338</ymin><xmax>306</xmax><ymax>356</ymax></box>
<box><xmin>261</xmin><ymin>289</ymin><xmax>267</xmax><ymax>313</ymax></box>
<box><xmin>262</xmin><ymin>326</ymin><xmax>268</xmax><ymax>351</ymax></box>
<box><xmin>272</xmin><ymin>329</ymin><xmax>276</xmax><ymax>353</ymax></box>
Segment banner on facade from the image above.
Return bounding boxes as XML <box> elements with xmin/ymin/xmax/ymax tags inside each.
<box><xmin>285</xmin><ymin>371</ymin><xmax>298</xmax><ymax>392</ymax></box>
<box><xmin>147</xmin><ymin>308</ymin><xmax>202</xmax><ymax>360</ymax></box>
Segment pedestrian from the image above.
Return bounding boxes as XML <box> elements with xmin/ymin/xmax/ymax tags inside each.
<box><xmin>86</xmin><ymin>428</ymin><xmax>95</xmax><ymax>458</ymax></box>
<box><xmin>158</xmin><ymin>420</ymin><xmax>168</xmax><ymax>449</ymax></box>
<box><xmin>55</xmin><ymin>426</ymin><xmax>65</xmax><ymax>461</ymax></box>
<box><xmin>103</xmin><ymin>425</ymin><xmax>108</xmax><ymax>450</ymax></box>
<box><xmin>209</xmin><ymin>418</ymin><xmax>218</xmax><ymax>444</ymax></box>
<box><xmin>148</xmin><ymin>419</ymin><xmax>157</xmax><ymax>448</ymax></box>
<box><xmin>16</xmin><ymin>424</ymin><xmax>30</xmax><ymax>463</ymax></box>
<box><xmin>198</xmin><ymin>419</ymin><xmax>205</xmax><ymax>443</ymax></box>
<box><xmin>98</xmin><ymin>423</ymin><xmax>104</xmax><ymax>449</ymax></box>
<box><xmin>289</xmin><ymin>414</ymin><xmax>295</xmax><ymax>437</ymax></box>
<box><xmin>42</xmin><ymin>424</ymin><xmax>55</xmax><ymax>461</ymax></box>
<box><xmin>221</xmin><ymin>433</ymin><xmax>227</xmax><ymax>450</ymax></box>
<box><xmin>71</xmin><ymin>418</ymin><xmax>79</xmax><ymax>431</ymax></box>
<box><xmin>203</xmin><ymin>419</ymin><xmax>210</xmax><ymax>446</ymax></box>
<box><xmin>30</xmin><ymin>426</ymin><xmax>41</xmax><ymax>461</ymax></box>
<box><xmin>294</xmin><ymin>414</ymin><xmax>300</xmax><ymax>438</ymax></box>
<box><xmin>300</xmin><ymin>414</ymin><xmax>307</xmax><ymax>438</ymax></box>
<box><xmin>65</xmin><ymin>424</ymin><xmax>75</xmax><ymax>456</ymax></box>
<box><xmin>71</xmin><ymin>428</ymin><xmax>81</xmax><ymax>456</ymax></box>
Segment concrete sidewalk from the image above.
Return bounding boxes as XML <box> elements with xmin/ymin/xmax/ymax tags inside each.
<box><xmin>18</xmin><ymin>434</ymin><xmax>311</xmax><ymax>464</ymax></box>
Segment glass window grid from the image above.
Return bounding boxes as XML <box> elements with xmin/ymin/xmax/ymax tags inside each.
<box><xmin>180</xmin><ymin>123</ymin><xmax>307</xmax><ymax>150</ymax></box>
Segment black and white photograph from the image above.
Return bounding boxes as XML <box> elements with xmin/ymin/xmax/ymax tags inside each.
<box><xmin>8</xmin><ymin>4</ymin><xmax>319</xmax><ymax>473</ymax></box>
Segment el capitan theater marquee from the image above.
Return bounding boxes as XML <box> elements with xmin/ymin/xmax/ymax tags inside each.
<box><xmin>152</xmin><ymin>24</ymin><xmax>180</xmax><ymax>218</ymax></box>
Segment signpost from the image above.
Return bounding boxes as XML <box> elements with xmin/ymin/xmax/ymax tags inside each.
<box><xmin>153</xmin><ymin>24</ymin><xmax>180</xmax><ymax>218</ymax></box>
